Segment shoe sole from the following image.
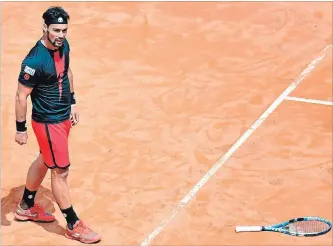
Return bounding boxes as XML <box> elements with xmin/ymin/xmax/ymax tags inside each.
<box><xmin>14</xmin><ymin>213</ymin><xmax>55</xmax><ymax>223</ymax></box>
<box><xmin>65</xmin><ymin>233</ymin><xmax>101</xmax><ymax>244</ymax></box>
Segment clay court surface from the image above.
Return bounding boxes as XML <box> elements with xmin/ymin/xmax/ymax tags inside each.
<box><xmin>1</xmin><ymin>2</ymin><xmax>332</xmax><ymax>245</ymax></box>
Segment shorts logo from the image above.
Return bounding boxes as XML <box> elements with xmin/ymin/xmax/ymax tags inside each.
<box><xmin>24</xmin><ymin>74</ymin><xmax>30</xmax><ymax>80</ymax></box>
<box><xmin>24</xmin><ymin>66</ymin><xmax>35</xmax><ymax>76</ymax></box>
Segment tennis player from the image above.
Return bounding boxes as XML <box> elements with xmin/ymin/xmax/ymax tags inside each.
<box><xmin>14</xmin><ymin>6</ymin><xmax>101</xmax><ymax>244</ymax></box>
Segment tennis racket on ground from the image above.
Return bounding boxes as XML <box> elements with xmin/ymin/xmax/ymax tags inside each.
<box><xmin>235</xmin><ymin>217</ymin><xmax>332</xmax><ymax>237</ymax></box>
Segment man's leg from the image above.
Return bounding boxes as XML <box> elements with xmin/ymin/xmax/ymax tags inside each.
<box><xmin>51</xmin><ymin>167</ymin><xmax>101</xmax><ymax>244</ymax></box>
<box><xmin>20</xmin><ymin>153</ymin><xmax>47</xmax><ymax>209</ymax></box>
<box><xmin>51</xmin><ymin>167</ymin><xmax>79</xmax><ymax>228</ymax></box>
<box><xmin>15</xmin><ymin>153</ymin><xmax>56</xmax><ymax>222</ymax></box>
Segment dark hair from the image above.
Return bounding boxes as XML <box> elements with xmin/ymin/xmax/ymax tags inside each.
<box><xmin>42</xmin><ymin>6</ymin><xmax>70</xmax><ymax>26</ymax></box>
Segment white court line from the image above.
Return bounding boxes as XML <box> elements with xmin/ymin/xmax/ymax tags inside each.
<box><xmin>140</xmin><ymin>44</ymin><xmax>332</xmax><ymax>246</ymax></box>
<box><xmin>285</xmin><ymin>96</ymin><xmax>333</xmax><ymax>106</ymax></box>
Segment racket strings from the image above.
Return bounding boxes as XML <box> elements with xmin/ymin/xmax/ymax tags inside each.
<box><xmin>288</xmin><ymin>221</ymin><xmax>330</xmax><ymax>233</ymax></box>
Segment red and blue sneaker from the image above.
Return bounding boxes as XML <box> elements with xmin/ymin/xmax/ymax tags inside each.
<box><xmin>14</xmin><ymin>203</ymin><xmax>55</xmax><ymax>223</ymax></box>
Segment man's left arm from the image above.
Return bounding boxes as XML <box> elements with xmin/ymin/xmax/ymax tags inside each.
<box><xmin>68</xmin><ymin>67</ymin><xmax>79</xmax><ymax>125</ymax></box>
<box><xmin>68</xmin><ymin>66</ymin><xmax>74</xmax><ymax>94</ymax></box>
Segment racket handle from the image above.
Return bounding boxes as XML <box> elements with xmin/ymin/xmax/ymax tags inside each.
<box><xmin>235</xmin><ymin>226</ymin><xmax>263</xmax><ymax>232</ymax></box>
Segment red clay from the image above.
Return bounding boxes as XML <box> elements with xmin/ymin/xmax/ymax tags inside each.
<box><xmin>1</xmin><ymin>2</ymin><xmax>332</xmax><ymax>245</ymax></box>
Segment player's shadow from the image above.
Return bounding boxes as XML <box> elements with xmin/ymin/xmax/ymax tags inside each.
<box><xmin>1</xmin><ymin>185</ymin><xmax>65</xmax><ymax>236</ymax></box>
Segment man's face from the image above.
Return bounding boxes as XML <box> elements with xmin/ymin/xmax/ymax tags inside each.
<box><xmin>45</xmin><ymin>24</ymin><xmax>68</xmax><ymax>48</ymax></box>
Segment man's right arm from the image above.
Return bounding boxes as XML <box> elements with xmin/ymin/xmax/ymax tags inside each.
<box><xmin>15</xmin><ymin>82</ymin><xmax>33</xmax><ymax>125</ymax></box>
<box><xmin>16</xmin><ymin>58</ymin><xmax>39</xmax><ymax>132</ymax></box>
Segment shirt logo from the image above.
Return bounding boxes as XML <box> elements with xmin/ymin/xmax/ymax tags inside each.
<box><xmin>24</xmin><ymin>66</ymin><xmax>35</xmax><ymax>76</ymax></box>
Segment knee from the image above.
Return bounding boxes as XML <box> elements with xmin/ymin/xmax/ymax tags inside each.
<box><xmin>51</xmin><ymin>168</ymin><xmax>69</xmax><ymax>179</ymax></box>
<box><xmin>32</xmin><ymin>154</ymin><xmax>47</xmax><ymax>170</ymax></box>
<box><xmin>37</xmin><ymin>153</ymin><xmax>44</xmax><ymax>162</ymax></box>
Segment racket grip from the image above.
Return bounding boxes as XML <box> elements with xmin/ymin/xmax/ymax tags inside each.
<box><xmin>235</xmin><ymin>226</ymin><xmax>263</xmax><ymax>232</ymax></box>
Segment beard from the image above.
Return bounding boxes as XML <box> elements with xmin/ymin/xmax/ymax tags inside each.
<box><xmin>47</xmin><ymin>31</ymin><xmax>64</xmax><ymax>48</ymax></box>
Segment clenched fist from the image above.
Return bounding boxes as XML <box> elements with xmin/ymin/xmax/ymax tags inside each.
<box><xmin>15</xmin><ymin>131</ymin><xmax>28</xmax><ymax>145</ymax></box>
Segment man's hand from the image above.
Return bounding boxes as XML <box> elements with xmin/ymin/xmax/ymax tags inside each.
<box><xmin>15</xmin><ymin>82</ymin><xmax>33</xmax><ymax>145</ymax></box>
<box><xmin>15</xmin><ymin>131</ymin><xmax>28</xmax><ymax>145</ymax></box>
<box><xmin>70</xmin><ymin>105</ymin><xmax>79</xmax><ymax>126</ymax></box>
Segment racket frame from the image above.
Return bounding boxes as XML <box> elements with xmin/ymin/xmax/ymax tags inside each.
<box><xmin>235</xmin><ymin>217</ymin><xmax>332</xmax><ymax>237</ymax></box>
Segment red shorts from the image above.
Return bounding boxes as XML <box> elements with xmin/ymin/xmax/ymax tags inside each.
<box><xmin>32</xmin><ymin>119</ymin><xmax>71</xmax><ymax>169</ymax></box>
